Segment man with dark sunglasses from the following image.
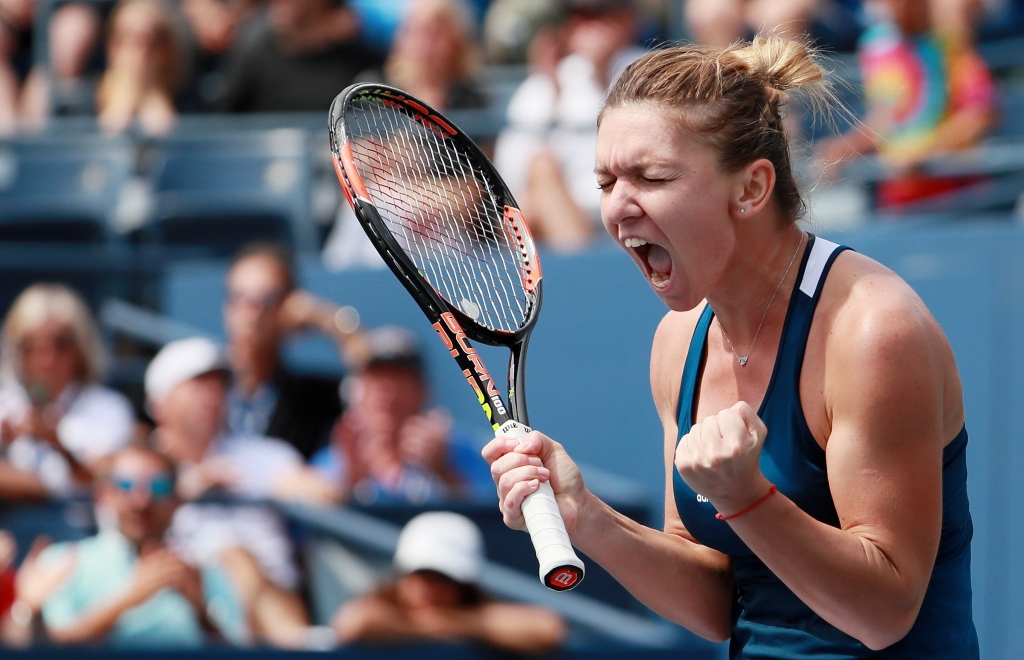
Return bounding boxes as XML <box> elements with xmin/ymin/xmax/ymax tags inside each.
<box><xmin>22</xmin><ymin>446</ymin><xmax>245</xmax><ymax>647</ymax></box>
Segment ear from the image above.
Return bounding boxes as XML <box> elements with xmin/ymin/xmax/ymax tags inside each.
<box><xmin>730</xmin><ymin>159</ymin><xmax>776</xmax><ymax>219</ymax></box>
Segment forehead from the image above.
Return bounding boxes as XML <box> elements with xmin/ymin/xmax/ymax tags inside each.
<box><xmin>227</xmin><ymin>255</ymin><xmax>289</xmax><ymax>290</ymax></box>
<box><xmin>596</xmin><ymin>104</ymin><xmax>716</xmax><ymax>171</ymax></box>
<box><xmin>110</xmin><ymin>450</ymin><xmax>170</xmax><ymax>477</ymax></box>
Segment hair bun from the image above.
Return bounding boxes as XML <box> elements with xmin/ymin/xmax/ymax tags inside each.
<box><xmin>729</xmin><ymin>35</ymin><xmax>826</xmax><ymax>94</ymax></box>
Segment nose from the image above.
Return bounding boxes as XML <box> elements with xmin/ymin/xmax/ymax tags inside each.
<box><xmin>601</xmin><ymin>180</ymin><xmax>643</xmax><ymax>232</ymax></box>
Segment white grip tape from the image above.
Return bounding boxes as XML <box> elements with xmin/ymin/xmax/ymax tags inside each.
<box><xmin>498</xmin><ymin>421</ymin><xmax>585</xmax><ymax>590</ymax></box>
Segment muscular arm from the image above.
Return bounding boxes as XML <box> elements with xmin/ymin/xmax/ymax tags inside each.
<box><xmin>696</xmin><ymin>272</ymin><xmax>952</xmax><ymax>650</ymax></box>
<box><xmin>484</xmin><ymin>309</ymin><xmax>735</xmax><ymax>642</ymax></box>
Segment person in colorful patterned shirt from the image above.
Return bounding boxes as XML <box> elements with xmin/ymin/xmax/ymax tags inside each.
<box><xmin>817</xmin><ymin>0</ymin><xmax>996</xmax><ymax>206</ymax></box>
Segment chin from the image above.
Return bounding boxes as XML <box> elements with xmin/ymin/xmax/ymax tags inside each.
<box><xmin>655</xmin><ymin>288</ymin><xmax>704</xmax><ymax>313</ymax></box>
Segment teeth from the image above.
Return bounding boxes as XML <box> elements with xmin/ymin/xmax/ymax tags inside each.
<box><xmin>624</xmin><ymin>238</ymin><xmax>649</xmax><ymax>248</ymax></box>
<box><xmin>651</xmin><ymin>271</ymin><xmax>669</xmax><ymax>289</ymax></box>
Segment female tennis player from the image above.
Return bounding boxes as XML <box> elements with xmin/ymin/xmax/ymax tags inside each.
<box><xmin>483</xmin><ymin>36</ymin><xmax>977</xmax><ymax>658</ymax></box>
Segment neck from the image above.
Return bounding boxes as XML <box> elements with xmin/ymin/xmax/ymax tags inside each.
<box><xmin>230</xmin><ymin>345</ymin><xmax>278</xmax><ymax>397</ymax></box>
<box><xmin>706</xmin><ymin>220</ymin><xmax>805</xmax><ymax>351</ymax></box>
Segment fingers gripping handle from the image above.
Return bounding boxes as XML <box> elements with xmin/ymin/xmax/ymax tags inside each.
<box><xmin>498</xmin><ymin>421</ymin><xmax>585</xmax><ymax>591</ymax></box>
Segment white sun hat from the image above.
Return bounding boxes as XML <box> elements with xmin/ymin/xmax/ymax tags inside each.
<box><xmin>393</xmin><ymin>512</ymin><xmax>485</xmax><ymax>585</ymax></box>
<box><xmin>145</xmin><ymin>336</ymin><xmax>228</xmax><ymax>407</ymax></box>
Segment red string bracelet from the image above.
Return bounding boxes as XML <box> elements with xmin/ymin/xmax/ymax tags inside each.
<box><xmin>715</xmin><ymin>484</ymin><xmax>778</xmax><ymax>521</ymax></box>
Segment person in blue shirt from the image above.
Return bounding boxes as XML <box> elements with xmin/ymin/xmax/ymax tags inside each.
<box><xmin>312</xmin><ymin>326</ymin><xmax>493</xmax><ymax>504</ymax></box>
<box><xmin>30</xmin><ymin>446</ymin><xmax>245</xmax><ymax>647</ymax></box>
<box><xmin>485</xmin><ymin>36</ymin><xmax>977</xmax><ymax>659</ymax></box>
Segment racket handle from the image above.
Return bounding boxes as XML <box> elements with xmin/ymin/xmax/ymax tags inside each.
<box><xmin>498</xmin><ymin>420</ymin><xmax>585</xmax><ymax>591</ymax></box>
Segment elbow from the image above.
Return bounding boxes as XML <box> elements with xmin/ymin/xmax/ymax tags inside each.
<box><xmin>669</xmin><ymin>612</ymin><xmax>730</xmax><ymax>644</ymax></box>
<box><xmin>853</xmin><ymin>601</ymin><xmax>922</xmax><ymax>651</ymax></box>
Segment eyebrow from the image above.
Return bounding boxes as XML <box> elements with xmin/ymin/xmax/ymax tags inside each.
<box><xmin>594</xmin><ymin>159</ymin><xmax>679</xmax><ymax>177</ymax></box>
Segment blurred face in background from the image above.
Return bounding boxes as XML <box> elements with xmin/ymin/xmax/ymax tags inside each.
<box><xmin>20</xmin><ymin>318</ymin><xmax>84</xmax><ymax>403</ymax></box>
<box><xmin>396</xmin><ymin>570</ymin><xmax>467</xmax><ymax>609</ymax></box>
<box><xmin>268</xmin><ymin>0</ymin><xmax>333</xmax><ymax>37</ymax></box>
<box><xmin>99</xmin><ymin>449</ymin><xmax>178</xmax><ymax>548</ymax></box>
<box><xmin>157</xmin><ymin>372</ymin><xmax>227</xmax><ymax>453</ymax></box>
<box><xmin>224</xmin><ymin>254</ymin><xmax>290</xmax><ymax>362</ymax></box>
<box><xmin>107</xmin><ymin>0</ymin><xmax>176</xmax><ymax>88</ymax></box>
<box><xmin>357</xmin><ymin>364</ymin><xmax>425</xmax><ymax>437</ymax></box>
<box><xmin>393</xmin><ymin>0</ymin><xmax>463</xmax><ymax>83</ymax></box>
<box><xmin>876</xmin><ymin>0</ymin><xmax>931</xmax><ymax>34</ymax></box>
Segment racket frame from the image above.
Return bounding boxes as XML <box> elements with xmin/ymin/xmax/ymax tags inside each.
<box><xmin>328</xmin><ymin>83</ymin><xmax>541</xmax><ymax>430</ymax></box>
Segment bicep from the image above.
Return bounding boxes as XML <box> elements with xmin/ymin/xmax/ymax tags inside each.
<box><xmin>825</xmin><ymin>315</ymin><xmax>946</xmax><ymax>595</ymax></box>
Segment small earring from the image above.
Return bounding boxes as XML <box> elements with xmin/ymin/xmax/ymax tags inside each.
<box><xmin>740</xmin><ymin>208</ymin><xmax>746</xmax><ymax>214</ymax></box>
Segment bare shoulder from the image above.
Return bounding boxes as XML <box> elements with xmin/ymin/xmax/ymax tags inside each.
<box><xmin>814</xmin><ymin>251</ymin><xmax>964</xmax><ymax>437</ymax></box>
<box><xmin>651</xmin><ymin>304</ymin><xmax>707</xmax><ymax>422</ymax></box>
<box><xmin>822</xmin><ymin>251</ymin><xmax>950</xmax><ymax>361</ymax></box>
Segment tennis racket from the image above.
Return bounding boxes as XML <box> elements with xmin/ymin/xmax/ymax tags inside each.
<box><xmin>329</xmin><ymin>83</ymin><xmax>584</xmax><ymax>591</ymax></box>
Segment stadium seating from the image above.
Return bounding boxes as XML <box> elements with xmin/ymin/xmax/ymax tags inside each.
<box><xmin>135</xmin><ymin>130</ymin><xmax>317</xmax><ymax>256</ymax></box>
<box><xmin>0</xmin><ymin>134</ymin><xmax>132</xmax><ymax>243</ymax></box>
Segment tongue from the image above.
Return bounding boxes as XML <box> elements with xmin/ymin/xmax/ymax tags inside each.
<box><xmin>646</xmin><ymin>244</ymin><xmax>672</xmax><ymax>278</ymax></box>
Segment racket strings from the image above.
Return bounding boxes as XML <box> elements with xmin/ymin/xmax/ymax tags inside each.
<box><xmin>345</xmin><ymin>98</ymin><xmax>531</xmax><ymax>333</ymax></box>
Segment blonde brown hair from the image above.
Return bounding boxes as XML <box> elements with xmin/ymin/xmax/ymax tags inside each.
<box><xmin>385</xmin><ymin>0</ymin><xmax>481</xmax><ymax>93</ymax></box>
<box><xmin>0</xmin><ymin>284</ymin><xmax>107</xmax><ymax>386</ymax></box>
<box><xmin>602</xmin><ymin>36</ymin><xmax>835</xmax><ymax>220</ymax></box>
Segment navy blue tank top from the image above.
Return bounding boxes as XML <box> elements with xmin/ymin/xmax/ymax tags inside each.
<box><xmin>673</xmin><ymin>235</ymin><xmax>978</xmax><ymax>659</ymax></box>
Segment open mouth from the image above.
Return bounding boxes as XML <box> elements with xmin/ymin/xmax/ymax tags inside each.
<box><xmin>624</xmin><ymin>238</ymin><xmax>672</xmax><ymax>290</ymax></box>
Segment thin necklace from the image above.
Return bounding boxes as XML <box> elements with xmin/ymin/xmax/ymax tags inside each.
<box><xmin>718</xmin><ymin>232</ymin><xmax>805</xmax><ymax>367</ymax></box>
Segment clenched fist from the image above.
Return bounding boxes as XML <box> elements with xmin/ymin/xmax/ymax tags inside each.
<box><xmin>675</xmin><ymin>401</ymin><xmax>773</xmax><ymax>519</ymax></box>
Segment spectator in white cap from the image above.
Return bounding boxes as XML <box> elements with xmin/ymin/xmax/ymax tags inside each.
<box><xmin>332</xmin><ymin>511</ymin><xmax>565</xmax><ymax>653</ymax></box>
<box><xmin>144</xmin><ymin>336</ymin><xmax>334</xmax><ymax>648</ymax></box>
<box><xmin>0</xmin><ymin>283</ymin><xmax>136</xmax><ymax>500</ymax></box>
<box><xmin>311</xmin><ymin>326</ymin><xmax>492</xmax><ymax>505</ymax></box>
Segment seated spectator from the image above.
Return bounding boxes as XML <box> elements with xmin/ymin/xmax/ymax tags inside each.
<box><xmin>385</xmin><ymin>0</ymin><xmax>484</xmax><ymax>111</ymax></box>
<box><xmin>145</xmin><ymin>336</ymin><xmax>332</xmax><ymax>647</ymax></box>
<box><xmin>493</xmin><ymin>1</ymin><xmax>640</xmax><ymax>252</ymax></box>
<box><xmin>217</xmin><ymin>0</ymin><xmax>380</xmax><ymax>112</ymax></box>
<box><xmin>684</xmin><ymin>0</ymin><xmax>821</xmax><ymax>47</ymax></box>
<box><xmin>225</xmin><ymin>242</ymin><xmax>366</xmax><ymax>459</ymax></box>
<box><xmin>95</xmin><ymin>0</ymin><xmax>184</xmax><ymax>135</ymax></box>
<box><xmin>332</xmin><ymin>511</ymin><xmax>564</xmax><ymax>653</ymax></box>
<box><xmin>482</xmin><ymin>0</ymin><xmax>563</xmax><ymax>64</ymax></box>
<box><xmin>0</xmin><ymin>284</ymin><xmax>135</xmax><ymax>501</ymax></box>
<box><xmin>17</xmin><ymin>3</ymin><xmax>103</xmax><ymax>131</ymax></box>
<box><xmin>816</xmin><ymin>0</ymin><xmax>996</xmax><ymax>207</ymax></box>
<box><xmin>14</xmin><ymin>447</ymin><xmax>241</xmax><ymax>647</ymax></box>
<box><xmin>322</xmin><ymin>0</ymin><xmax>486</xmax><ymax>269</ymax></box>
<box><xmin>311</xmin><ymin>327</ymin><xmax>492</xmax><ymax>505</ymax></box>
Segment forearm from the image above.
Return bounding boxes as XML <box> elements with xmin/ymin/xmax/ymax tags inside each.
<box><xmin>0</xmin><ymin>462</ymin><xmax>48</xmax><ymax>500</ymax></box>
<box><xmin>467</xmin><ymin>603</ymin><xmax>565</xmax><ymax>654</ymax></box>
<box><xmin>334</xmin><ymin>600</ymin><xmax>425</xmax><ymax>645</ymax></box>
<box><xmin>928</xmin><ymin>107</ymin><xmax>994</xmax><ymax>153</ymax></box>
<box><xmin>726</xmin><ymin>493</ymin><xmax>925</xmax><ymax>649</ymax></box>
<box><xmin>573</xmin><ymin>491</ymin><xmax>733</xmax><ymax>641</ymax></box>
<box><xmin>47</xmin><ymin>593</ymin><xmax>135</xmax><ymax>645</ymax></box>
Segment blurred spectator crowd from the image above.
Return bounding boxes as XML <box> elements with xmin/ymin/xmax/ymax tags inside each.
<box><xmin>0</xmin><ymin>0</ymin><xmax>1022</xmax><ymax>651</ymax></box>
<box><xmin>0</xmin><ymin>243</ymin><xmax>561</xmax><ymax>650</ymax></box>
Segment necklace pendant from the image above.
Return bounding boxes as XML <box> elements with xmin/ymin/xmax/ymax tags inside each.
<box><xmin>737</xmin><ymin>356</ymin><xmax>749</xmax><ymax>366</ymax></box>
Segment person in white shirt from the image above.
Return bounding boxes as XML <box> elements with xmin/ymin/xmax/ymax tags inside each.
<box><xmin>144</xmin><ymin>336</ymin><xmax>335</xmax><ymax>648</ymax></box>
<box><xmin>0</xmin><ymin>284</ymin><xmax>135</xmax><ymax>499</ymax></box>
<box><xmin>493</xmin><ymin>1</ymin><xmax>642</xmax><ymax>252</ymax></box>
